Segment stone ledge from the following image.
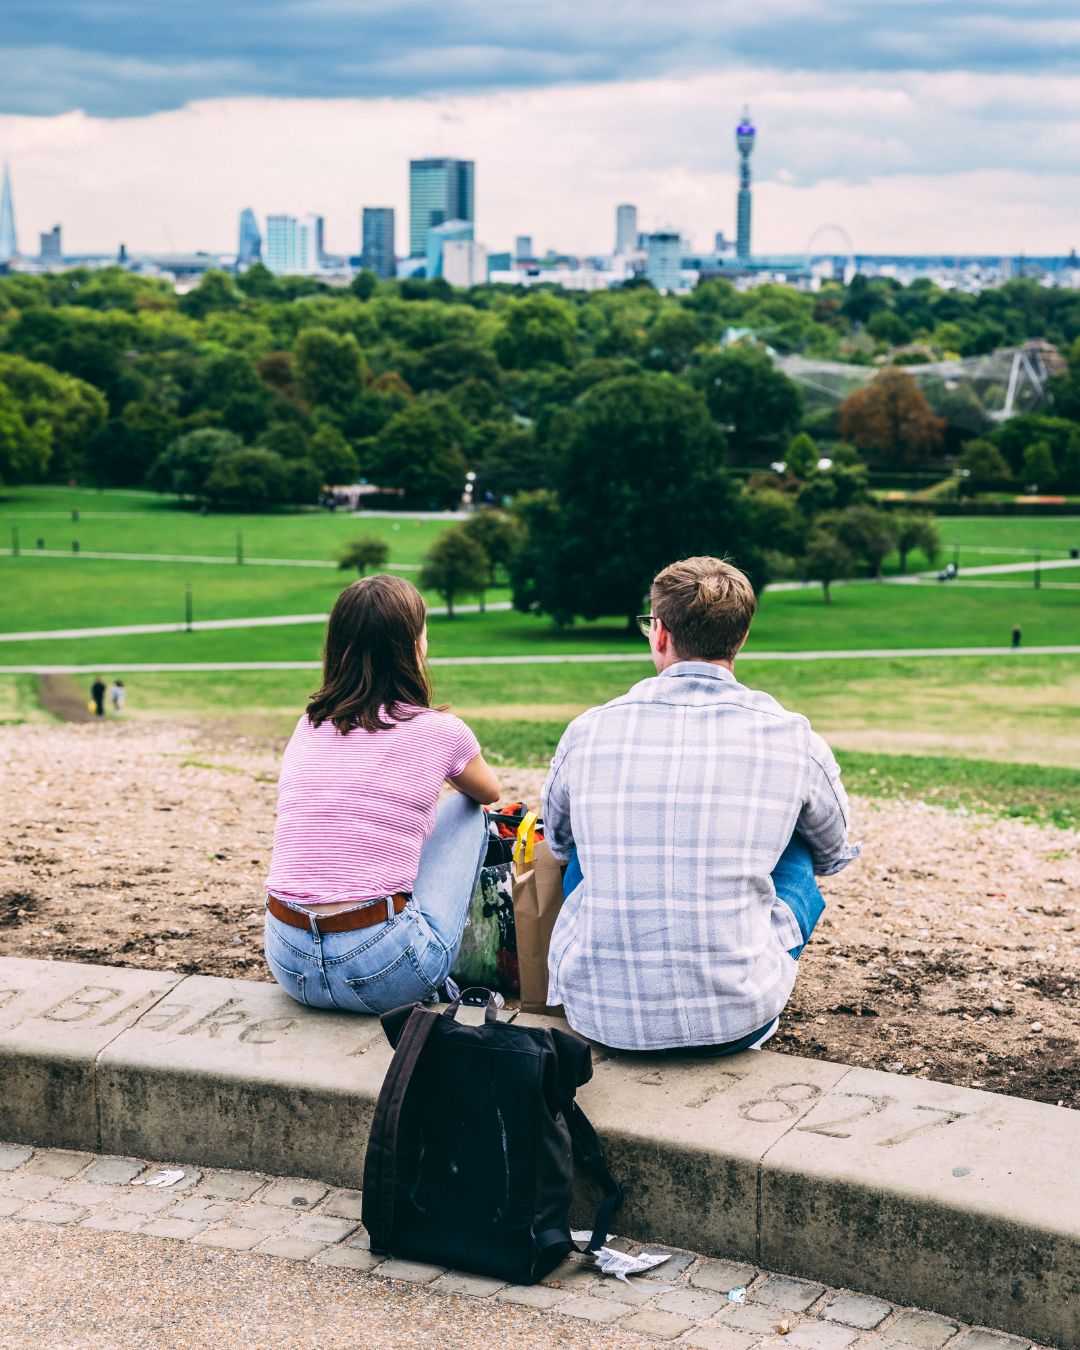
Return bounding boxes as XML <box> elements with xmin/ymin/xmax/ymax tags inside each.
<box><xmin>0</xmin><ymin>956</ymin><xmax>1076</xmax><ymax>1347</ymax></box>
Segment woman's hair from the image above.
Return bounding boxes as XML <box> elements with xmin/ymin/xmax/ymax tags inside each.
<box><xmin>306</xmin><ymin>574</ymin><xmax>434</xmax><ymax>734</ymax></box>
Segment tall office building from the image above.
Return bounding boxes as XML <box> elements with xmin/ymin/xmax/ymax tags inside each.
<box><xmin>313</xmin><ymin>215</ymin><xmax>326</xmax><ymax>264</ymax></box>
<box><xmin>735</xmin><ymin>107</ymin><xmax>755</xmax><ymax>264</ymax></box>
<box><xmin>361</xmin><ymin>207</ymin><xmax>396</xmax><ymax>278</ymax></box>
<box><xmin>645</xmin><ymin>231</ymin><xmax>681</xmax><ymax>292</ymax></box>
<box><xmin>264</xmin><ymin>214</ymin><xmax>320</xmax><ymax>275</ymax></box>
<box><xmin>39</xmin><ymin>225</ymin><xmax>62</xmax><ymax>264</ymax></box>
<box><xmin>514</xmin><ymin>235</ymin><xmax>533</xmax><ymax>261</ymax></box>
<box><xmin>0</xmin><ymin>163</ymin><xmax>17</xmax><ymax>262</ymax></box>
<box><xmin>425</xmin><ymin>219</ymin><xmax>473</xmax><ymax>279</ymax></box>
<box><xmin>237</xmin><ymin>208</ymin><xmax>262</xmax><ymax>265</ymax></box>
<box><xmin>615</xmin><ymin>204</ymin><xmax>638</xmax><ymax>255</ymax></box>
<box><xmin>409</xmin><ymin>158</ymin><xmax>474</xmax><ymax>258</ymax></box>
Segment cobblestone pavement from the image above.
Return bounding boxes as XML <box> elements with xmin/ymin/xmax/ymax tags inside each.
<box><xmin>0</xmin><ymin>1144</ymin><xmax>1048</xmax><ymax>1350</ymax></box>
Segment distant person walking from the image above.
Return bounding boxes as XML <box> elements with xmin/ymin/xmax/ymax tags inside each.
<box><xmin>264</xmin><ymin>574</ymin><xmax>501</xmax><ymax>1013</ymax></box>
<box><xmin>90</xmin><ymin>677</ymin><xmax>106</xmax><ymax>718</ymax></box>
<box><xmin>109</xmin><ymin>679</ymin><xmax>126</xmax><ymax>714</ymax></box>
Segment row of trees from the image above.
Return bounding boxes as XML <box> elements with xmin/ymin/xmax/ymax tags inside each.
<box><xmin>2</xmin><ymin>265</ymin><xmax>1080</xmax><ymax>500</ymax></box>
<box><xmin>337</xmin><ymin>376</ymin><xmax>942</xmax><ymax>621</ymax></box>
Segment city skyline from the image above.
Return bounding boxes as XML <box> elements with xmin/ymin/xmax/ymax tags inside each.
<box><xmin>1</xmin><ymin>2</ymin><xmax>1079</xmax><ymax>258</ymax></box>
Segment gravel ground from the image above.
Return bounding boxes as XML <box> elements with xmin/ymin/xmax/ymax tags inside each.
<box><xmin>1</xmin><ymin>720</ymin><xmax>1077</xmax><ymax>1107</ymax></box>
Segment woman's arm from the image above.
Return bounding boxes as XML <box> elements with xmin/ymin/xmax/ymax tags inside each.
<box><xmin>448</xmin><ymin>752</ymin><xmax>501</xmax><ymax>805</ymax></box>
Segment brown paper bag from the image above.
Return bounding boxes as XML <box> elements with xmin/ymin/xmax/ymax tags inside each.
<box><xmin>513</xmin><ymin>839</ymin><xmax>566</xmax><ymax>1016</ymax></box>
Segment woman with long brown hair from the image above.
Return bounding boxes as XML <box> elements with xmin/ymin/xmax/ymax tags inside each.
<box><xmin>264</xmin><ymin>573</ymin><xmax>500</xmax><ymax>1013</ymax></box>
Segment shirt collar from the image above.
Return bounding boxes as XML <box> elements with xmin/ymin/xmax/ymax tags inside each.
<box><xmin>659</xmin><ymin>660</ymin><xmax>737</xmax><ymax>684</ymax></box>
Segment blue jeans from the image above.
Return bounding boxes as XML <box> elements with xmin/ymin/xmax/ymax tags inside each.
<box><xmin>264</xmin><ymin>792</ymin><xmax>489</xmax><ymax>1014</ymax></box>
<box><xmin>563</xmin><ymin>832</ymin><xmax>825</xmax><ymax>1054</ymax></box>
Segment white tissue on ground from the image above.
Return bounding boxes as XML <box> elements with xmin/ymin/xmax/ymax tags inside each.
<box><xmin>132</xmin><ymin>1168</ymin><xmax>186</xmax><ymax>1188</ymax></box>
<box><xmin>594</xmin><ymin>1248</ymin><xmax>672</xmax><ymax>1282</ymax></box>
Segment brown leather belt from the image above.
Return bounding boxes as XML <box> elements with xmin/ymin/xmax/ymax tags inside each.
<box><xmin>266</xmin><ymin>892</ymin><xmax>409</xmax><ymax>934</ymax></box>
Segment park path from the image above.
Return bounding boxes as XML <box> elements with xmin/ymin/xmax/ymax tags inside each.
<box><xmin>2</xmin><ymin>644</ymin><xmax>1078</xmax><ymax>675</ymax></box>
<box><xmin>0</xmin><ymin>600</ymin><xmax>514</xmax><ymax>643</ymax></box>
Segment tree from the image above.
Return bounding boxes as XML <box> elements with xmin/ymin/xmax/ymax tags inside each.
<box><xmin>784</xmin><ymin>432</ymin><xmax>819</xmax><ymax>480</ymax></box>
<box><xmin>745</xmin><ymin>489</ymin><xmax>808</xmax><ymax>559</ymax></box>
<box><xmin>493</xmin><ymin>294</ymin><xmax>577</xmax><ymax>370</ymax></box>
<box><xmin>690</xmin><ymin>346</ymin><xmax>802</xmax><ymax>454</ymax></box>
<box><xmin>294</xmin><ymin>328</ymin><xmax>366</xmax><ymax>414</ymax></box>
<box><xmin>802</xmin><ymin>528</ymin><xmax>855</xmax><ymax>603</ymax></box>
<box><xmin>179</xmin><ymin>269</ymin><xmax>242</xmax><ymax>320</ymax></box>
<box><xmin>204</xmin><ymin>447</ymin><xmax>290</xmax><ymax>507</ymax></box>
<box><xmin>419</xmin><ymin>528</ymin><xmax>489</xmax><ymax>618</ymax></box>
<box><xmin>0</xmin><ymin>353</ymin><xmax>107</xmax><ymax>479</ymax></box>
<box><xmin>350</xmin><ymin>270</ymin><xmax>378</xmax><ymax>300</ymax></box>
<box><xmin>0</xmin><ymin>387</ymin><xmax>52</xmax><ymax>484</ymax></box>
<box><xmin>367</xmin><ymin>399</ymin><xmax>468</xmax><ymax>509</ymax></box>
<box><xmin>643</xmin><ymin>311</ymin><xmax>705</xmax><ymax>373</ymax></box>
<box><xmin>838</xmin><ymin>368</ymin><xmax>945</xmax><ymax>464</ymax></box>
<box><xmin>149</xmin><ymin>428</ymin><xmax>243</xmax><ymax>498</ymax></box>
<box><xmin>830</xmin><ymin>504</ymin><xmax>897</xmax><ymax>580</ymax></box>
<box><xmin>1021</xmin><ymin>440</ymin><xmax>1056</xmax><ymax>491</ymax></box>
<box><xmin>338</xmin><ymin>536</ymin><xmax>390</xmax><ymax>576</ymax></box>
<box><xmin>310</xmin><ymin>425</ymin><xmax>359</xmax><ymax>484</ymax></box>
<box><xmin>893</xmin><ymin>514</ymin><xmax>941</xmax><ymax>573</ymax></box>
<box><xmin>510</xmin><ymin>374</ymin><xmax>767</xmax><ymax>628</ymax></box>
<box><xmin>410</xmin><ymin>340</ymin><xmax>501</xmax><ymax>393</ymax></box>
<box><xmin>956</xmin><ymin>439</ymin><xmax>1012</xmax><ymax>493</ymax></box>
<box><xmin>461</xmin><ymin>510</ymin><xmax>523</xmax><ymax>584</ymax></box>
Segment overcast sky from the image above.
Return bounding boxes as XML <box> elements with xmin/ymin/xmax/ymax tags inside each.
<box><xmin>1</xmin><ymin>1</ymin><xmax>1078</xmax><ymax>257</ymax></box>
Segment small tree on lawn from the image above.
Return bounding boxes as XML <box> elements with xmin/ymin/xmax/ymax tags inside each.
<box><xmin>1021</xmin><ymin>440</ymin><xmax>1056</xmax><ymax>492</ymax></box>
<box><xmin>893</xmin><ymin>514</ymin><xmax>941</xmax><ymax>573</ymax></box>
<box><xmin>803</xmin><ymin>528</ymin><xmax>854</xmax><ymax>604</ymax></box>
<box><xmin>461</xmin><ymin>510</ymin><xmax>524</xmax><ymax>586</ymax></box>
<box><xmin>338</xmin><ymin>536</ymin><xmax>390</xmax><ymax>577</ymax></box>
<box><xmin>832</xmin><ymin>504</ymin><xmax>897</xmax><ymax>580</ymax></box>
<box><xmin>419</xmin><ymin>528</ymin><xmax>489</xmax><ymax>619</ymax></box>
<box><xmin>785</xmin><ymin>432</ymin><xmax>819</xmax><ymax>480</ymax></box>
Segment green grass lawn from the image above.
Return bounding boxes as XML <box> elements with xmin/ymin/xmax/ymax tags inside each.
<box><xmin>1</xmin><ymin>565</ymin><xmax>1074</xmax><ymax>664</ymax></box>
<box><xmin>0</xmin><ymin>485</ymin><xmax>454</xmax><ymax>564</ymax></box>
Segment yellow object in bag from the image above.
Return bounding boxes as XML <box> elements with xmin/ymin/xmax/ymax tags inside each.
<box><xmin>513</xmin><ymin>810</ymin><xmax>539</xmax><ymax>868</ymax></box>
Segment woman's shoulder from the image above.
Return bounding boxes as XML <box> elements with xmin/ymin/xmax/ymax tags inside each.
<box><xmin>400</xmin><ymin>705</ymin><xmax>471</xmax><ymax>737</ymax></box>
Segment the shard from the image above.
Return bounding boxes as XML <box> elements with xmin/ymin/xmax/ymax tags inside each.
<box><xmin>0</xmin><ymin>162</ymin><xmax>17</xmax><ymax>262</ymax></box>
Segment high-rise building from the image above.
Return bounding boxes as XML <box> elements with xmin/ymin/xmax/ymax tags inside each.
<box><xmin>265</xmin><ymin>214</ymin><xmax>320</xmax><ymax>275</ymax></box>
<box><xmin>735</xmin><ymin>107</ymin><xmax>756</xmax><ymax>264</ymax></box>
<box><xmin>714</xmin><ymin>230</ymin><xmax>729</xmax><ymax>254</ymax></box>
<box><xmin>409</xmin><ymin>158</ymin><xmax>474</xmax><ymax>258</ymax></box>
<box><xmin>645</xmin><ymin>231</ymin><xmax>681</xmax><ymax>292</ymax></box>
<box><xmin>361</xmin><ymin>207</ymin><xmax>396</xmax><ymax>278</ymax></box>
<box><xmin>514</xmin><ymin>235</ymin><xmax>533</xmax><ymax>261</ymax></box>
<box><xmin>237</xmin><ymin>208</ymin><xmax>262</xmax><ymax>265</ymax></box>
<box><xmin>615</xmin><ymin>204</ymin><xmax>638</xmax><ymax>255</ymax></box>
<box><xmin>425</xmin><ymin>219</ymin><xmax>473</xmax><ymax>279</ymax></box>
<box><xmin>0</xmin><ymin>163</ymin><xmax>17</xmax><ymax>262</ymax></box>
<box><xmin>442</xmin><ymin>239</ymin><xmax>487</xmax><ymax>288</ymax></box>
<box><xmin>39</xmin><ymin>225</ymin><xmax>62</xmax><ymax>264</ymax></box>
<box><xmin>313</xmin><ymin>215</ymin><xmax>326</xmax><ymax>264</ymax></box>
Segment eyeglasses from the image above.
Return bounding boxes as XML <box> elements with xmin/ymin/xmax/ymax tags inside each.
<box><xmin>636</xmin><ymin>614</ymin><xmax>656</xmax><ymax>639</ymax></box>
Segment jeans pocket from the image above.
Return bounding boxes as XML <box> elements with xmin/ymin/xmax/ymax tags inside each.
<box><xmin>265</xmin><ymin>949</ymin><xmax>309</xmax><ymax>1007</ymax></box>
<box><xmin>342</xmin><ymin>945</ymin><xmax>438</xmax><ymax>1015</ymax></box>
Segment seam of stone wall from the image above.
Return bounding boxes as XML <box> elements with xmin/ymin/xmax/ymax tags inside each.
<box><xmin>91</xmin><ymin>974</ymin><xmax>196</xmax><ymax>1151</ymax></box>
<box><xmin>753</xmin><ymin>1063</ymin><xmax>858</xmax><ymax>1264</ymax></box>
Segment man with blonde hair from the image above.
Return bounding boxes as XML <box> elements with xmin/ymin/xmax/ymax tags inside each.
<box><xmin>542</xmin><ymin>555</ymin><xmax>860</xmax><ymax>1053</ymax></box>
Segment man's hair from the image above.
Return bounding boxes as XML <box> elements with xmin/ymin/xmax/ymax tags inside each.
<box><xmin>650</xmin><ymin>556</ymin><xmax>756</xmax><ymax>661</ymax></box>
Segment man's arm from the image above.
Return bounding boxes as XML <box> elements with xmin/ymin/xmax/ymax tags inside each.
<box><xmin>540</xmin><ymin>729</ymin><xmax>575</xmax><ymax>863</ymax></box>
<box><xmin>797</xmin><ymin>730</ymin><xmax>861</xmax><ymax>876</ymax></box>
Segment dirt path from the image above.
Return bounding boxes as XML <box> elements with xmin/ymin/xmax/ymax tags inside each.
<box><xmin>36</xmin><ymin>674</ymin><xmax>97</xmax><ymax>722</ymax></box>
<box><xmin>0</xmin><ymin>721</ymin><xmax>1077</xmax><ymax>1108</ymax></box>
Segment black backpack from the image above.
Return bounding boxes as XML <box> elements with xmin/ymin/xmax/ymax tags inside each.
<box><xmin>362</xmin><ymin>991</ymin><xmax>622</xmax><ymax>1284</ymax></box>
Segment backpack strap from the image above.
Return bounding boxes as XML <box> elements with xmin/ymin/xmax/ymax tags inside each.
<box><xmin>567</xmin><ymin>1100</ymin><xmax>624</xmax><ymax>1252</ymax></box>
<box><xmin>363</xmin><ymin>1004</ymin><xmax>441</xmax><ymax>1253</ymax></box>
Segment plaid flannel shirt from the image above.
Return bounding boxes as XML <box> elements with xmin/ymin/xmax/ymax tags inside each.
<box><xmin>541</xmin><ymin>661</ymin><xmax>861</xmax><ymax>1050</ymax></box>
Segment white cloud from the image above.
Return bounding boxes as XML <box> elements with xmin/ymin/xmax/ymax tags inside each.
<box><xmin>0</xmin><ymin>67</ymin><xmax>1077</xmax><ymax>257</ymax></box>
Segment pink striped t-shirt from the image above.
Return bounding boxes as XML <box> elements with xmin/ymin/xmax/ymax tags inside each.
<box><xmin>266</xmin><ymin>708</ymin><xmax>481</xmax><ymax>905</ymax></box>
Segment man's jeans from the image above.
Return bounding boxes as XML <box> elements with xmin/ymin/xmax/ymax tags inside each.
<box><xmin>562</xmin><ymin>832</ymin><xmax>825</xmax><ymax>1055</ymax></box>
<box><xmin>264</xmin><ymin>793</ymin><xmax>488</xmax><ymax>1014</ymax></box>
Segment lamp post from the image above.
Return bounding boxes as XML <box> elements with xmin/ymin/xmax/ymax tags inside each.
<box><xmin>1034</xmin><ymin>549</ymin><xmax>1041</xmax><ymax>591</ymax></box>
<box><xmin>10</xmin><ymin>526</ymin><xmax>18</xmax><ymax>557</ymax></box>
<box><xmin>236</xmin><ymin>530</ymin><xmax>244</xmax><ymax>566</ymax></box>
<box><xmin>185</xmin><ymin>583</ymin><xmax>193</xmax><ymax>632</ymax></box>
